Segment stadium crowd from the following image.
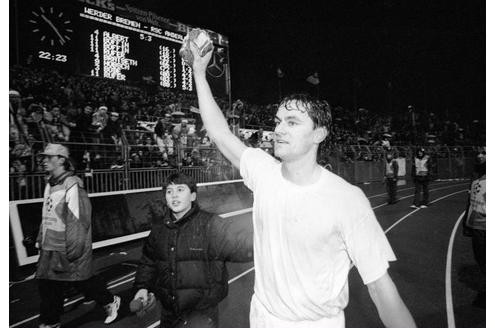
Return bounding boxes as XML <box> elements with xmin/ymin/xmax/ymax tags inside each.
<box><xmin>10</xmin><ymin>65</ymin><xmax>485</xmax><ymax>174</ymax></box>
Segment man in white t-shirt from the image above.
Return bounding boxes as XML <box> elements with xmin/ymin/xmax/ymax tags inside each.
<box><xmin>187</xmin><ymin>36</ymin><xmax>416</xmax><ymax>328</ymax></box>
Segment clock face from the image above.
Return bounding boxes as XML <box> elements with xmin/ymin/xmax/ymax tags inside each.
<box><xmin>29</xmin><ymin>6</ymin><xmax>73</xmax><ymax>47</ymax></box>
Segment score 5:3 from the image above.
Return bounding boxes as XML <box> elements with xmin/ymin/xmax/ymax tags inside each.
<box><xmin>38</xmin><ymin>51</ymin><xmax>68</xmax><ymax>62</ymax></box>
<box><xmin>139</xmin><ymin>33</ymin><xmax>152</xmax><ymax>42</ymax></box>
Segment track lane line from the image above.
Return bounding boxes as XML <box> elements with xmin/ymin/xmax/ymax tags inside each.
<box><xmin>367</xmin><ymin>180</ymin><xmax>460</xmax><ymax>199</ymax></box>
<box><xmin>373</xmin><ymin>183</ymin><xmax>468</xmax><ymax>210</ymax></box>
<box><xmin>384</xmin><ymin>190</ymin><xmax>467</xmax><ymax>233</ymax></box>
<box><xmin>445</xmin><ymin>211</ymin><xmax>465</xmax><ymax>328</ymax></box>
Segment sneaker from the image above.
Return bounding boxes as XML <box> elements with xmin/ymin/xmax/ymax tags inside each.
<box><xmin>39</xmin><ymin>323</ymin><xmax>61</xmax><ymax>328</ymax></box>
<box><xmin>410</xmin><ymin>205</ymin><xmax>419</xmax><ymax>209</ymax></box>
<box><xmin>104</xmin><ymin>295</ymin><xmax>121</xmax><ymax>324</ymax></box>
<box><xmin>420</xmin><ymin>205</ymin><xmax>428</xmax><ymax>208</ymax></box>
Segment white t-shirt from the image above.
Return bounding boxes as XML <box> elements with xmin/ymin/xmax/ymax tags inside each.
<box><xmin>240</xmin><ymin>148</ymin><xmax>396</xmax><ymax>327</ymax></box>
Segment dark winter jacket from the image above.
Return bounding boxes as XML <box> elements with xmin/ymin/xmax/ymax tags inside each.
<box><xmin>134</xmin><ymin>203</ymin><xmax>253</xmax><ymax>315</ymax></box>
<box><xmin>36</xmin><ymin>172</ymin><xmax>93</xmax><ymax>281</ymax></box>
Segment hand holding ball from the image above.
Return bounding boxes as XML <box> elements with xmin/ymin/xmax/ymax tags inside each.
<box><xmin>180</xmin><ymin>28</ymin><xmax>214</xmax><ymax>68</ymax></box>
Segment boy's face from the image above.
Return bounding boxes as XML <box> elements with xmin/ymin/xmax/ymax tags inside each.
<box><xmin>273</xmin><ymin>100</ymin><xmax>325</xmax><ymax>161</ymax></box>
<box><xmin>165</xmin><ymin>183</ymin><xmax>196</xmax><ymax>219</ymax></box>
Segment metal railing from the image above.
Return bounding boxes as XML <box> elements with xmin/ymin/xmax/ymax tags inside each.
<box><xmin>9</xmin><ymin>141</ymin><xmax>481</xmax><ymax>200</ymax></box>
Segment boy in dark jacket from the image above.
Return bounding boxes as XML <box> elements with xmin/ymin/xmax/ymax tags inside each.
<box><xmin>133</xmin><ymin>173</ymin><xmax>253</xmax><ymax>328</ymax></box>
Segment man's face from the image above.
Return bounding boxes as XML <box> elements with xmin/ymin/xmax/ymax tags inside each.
<box><xmin>273</xmin><ymin>100</ymin><xmax>324</xmax><ymax>161</ymax></box>
<box><xmin>165</xmin><ymin>184</ymin><xmax>196</xmax><ymax>219</ymax></box>
<box><xmin>42</xmin><ymin>155</ymin><xmax>63</xmax><ymax>174</ymax></box>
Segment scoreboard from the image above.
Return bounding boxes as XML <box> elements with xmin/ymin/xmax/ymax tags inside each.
<box><xmin>16</xmin><ymin>0</ymin><xmax>230</xmax><ymax>95</ymax></box>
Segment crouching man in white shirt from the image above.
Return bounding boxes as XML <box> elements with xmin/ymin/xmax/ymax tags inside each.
<box><xmin>188</xmin><ymin>40</ymin><xmax>416</xmax><ymax>328</ymax></box>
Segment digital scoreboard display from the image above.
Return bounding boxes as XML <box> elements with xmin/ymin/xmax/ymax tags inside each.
<box><xmin>16</xmin><ymin>0</ymin><xmax>230</xmax><ymax>95</ymax></box>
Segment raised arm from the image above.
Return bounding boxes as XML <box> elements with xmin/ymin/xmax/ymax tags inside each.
<box><xmin>190</xmin><ymin>40</ymin><xmax>247</xmax><ymax>169</ymax></box>
<box><xmin>367</xmin><ymin>271</ymin><xmax>417</xmax><ymax>328</ymax></box>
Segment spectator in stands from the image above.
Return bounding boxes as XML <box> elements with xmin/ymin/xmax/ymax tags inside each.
<box><xmin>410</xmin><ymin>147</ymin><xmax>431</xmax><ymax>209</ymax></box>
<box><xmin>60</xmin><ymin>106</ymin><xmax>77</xmax><ymax>142</ymax></box>
<box><xmin>35</xmin><ymin>143</ymin><xmax>120</xmax><ymax>327</ymax></box>
<box><xmin>260</xmin><ymin>135</ymin><xmax>273</xmax><ymax>153</ymax></box>
<box><xmin>141</xmin><ymin>136</ymin><xmax>160</xmax><ymax>165</ymax></box>
<box><xmin>384</xmin><ymin>153</ymin><xmax>399</xmax><ymax>204</ymax></box>
<box><xmin>154</xmin><ymin>117</ymin><xmax>169</xmax><ymax>154</ymax></box>
<box><xmin>92</xmin><ymin>105</ymin><xmax>108</xmax><ymax>135</ymax></box>
<box><xmin>44</xmin><ymin>106</ymin><xmax>66</xmax><ymax>141</ymax></box>
<box><xmin>110</xmin><ymin>156</ymin><xmax>125</xmax><ymax>170</ymax></box>
<box><xmin>10</xmin><ymin>90</ymin><xmax>25</xmax><ymax>143</ymax></box>
<box><xmin>92</xmin><ymin>153</ymin><xmax>105</xmax><ymax>170</ymax></box>
<box><xmin>102</xmin><ymin>112</ymin><xmax>123</xmax><ymax>146</ymax></box>
<box><xmin>179</xmin><ymin>118</ymin><xmax>189</xmax><ymax>134</ymax></box>
<box><xmin>190</xmin><ymin>45</ymin><xmax>416</xmax><ymax>328</ymax></box>
<box><xmin>179</xmin><ymin>130</ymin><xmax>188</xmax><ymax>158</ymax></box>
<box><xmin>82</xmin><ymin>151</ymin><xmax>91</xmax><ymax>171</ymax></box>
<box><xmin>10</xmin><ymin>158</ymin><xmax>28</xmax><ymax>198</ymax></box>
<box><xmin>163</xmin><ymin>132</ymin><xmax>175</xmax><ymax>156</ymax></box>
<box><xmin>382</xmin><ymin>133</ymin><xmax>392</xmax><ymax>150</ymax></box>
<box><xmin>130</xmin><ymin>152</ymin><xmax>143</xmax><ymax>168</ymax></box>
<box><xmin>133</xmin><ymin>173</ymin><xmax>253</xmax><ymax>328</ymax></box>
<box><xmin>74</xmin><ymin>106</ymin><xmax>95</xmax><ymax>142</ymax></box>
<box><xmin>182</xmin><ymin>153</ymin><xmax>194</xmax><ymax>167</ymax></box>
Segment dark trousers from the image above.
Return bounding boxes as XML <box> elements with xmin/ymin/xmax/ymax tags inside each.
<box><xmin>472</xmin><ymin>229</ymin><xmax>486</xmax><ymax>291</ymax></box>
<box><xmin>38</xmin><ymin>276</ymin><xmax>114</xmax><ymax>325</ymax></box>
<box><xmin>413</xmin><ymin>178</ymin><xmax>429</xmax><ymax>206</ymax></box>
<box><xmin>160</xmin><ymin>306</ymin><xmax>218</xmax><ymax>328</ymax></box>
<box><xmin>385</xmin><ymin>178</ymin><xmax>397</xmax><ymax>203</ymax></box>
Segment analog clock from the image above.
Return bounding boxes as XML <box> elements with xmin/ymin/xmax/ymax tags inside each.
<box><xmin>29</xmin><ymin>6</ymin><xmax>73</xmax><ymax>47</ymax></box>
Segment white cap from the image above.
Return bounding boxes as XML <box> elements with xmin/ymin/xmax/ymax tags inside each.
<box><xmin>40</xmin><ymin>143</ymin><xmax>69</xmax><ymax>158</ymax></box>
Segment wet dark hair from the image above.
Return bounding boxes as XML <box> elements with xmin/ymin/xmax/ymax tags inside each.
<box><xmin>279</xmin><ymin>93</ymin><xmax>332</xmax><ymax>132</ymax></box>
<box><xmin>163</xmin><ymin>173</ymin><xmax>197</xmax><ymax>193</ymax></box>
<box><xmin>278</xmin><ymin>94</ymin><xmax>333</xmax><ymax>158</ymax></box>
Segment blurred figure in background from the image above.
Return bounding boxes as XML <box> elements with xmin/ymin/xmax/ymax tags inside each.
<box><xmin>462</xmin><ymin>151</ymin><xmax>486</xmax><ymax>308</ymax></box>
<box><xmin>384</xmin><ymin>152</ymin><xmax>399</xmax><ymax>204</ymax></box>
<box><xmin>410</xmin><ymin>147</ymin><xmax>430</xmax><ymax>209</ymax></box>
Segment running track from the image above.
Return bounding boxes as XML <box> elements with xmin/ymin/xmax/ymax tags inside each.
<box><xmin>9</xmin><ymin>180</ymin><xmax>486</xmax><ymax>328</ymax></box>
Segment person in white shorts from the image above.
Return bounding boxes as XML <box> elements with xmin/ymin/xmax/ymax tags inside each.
<box><xmin>188</xmin><ymin>40</ymin><xmax>416</xmax><ymax>328</ymax></box>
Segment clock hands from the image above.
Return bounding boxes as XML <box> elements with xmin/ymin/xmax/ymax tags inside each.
<box><xmin>40</xmin><ymin>13</ymin><xmax>65</xmax><ymax>45</ymax></box>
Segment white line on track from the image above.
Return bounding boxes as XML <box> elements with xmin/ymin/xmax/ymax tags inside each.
<box><xmin>372</xmin><ymin>183</ymin><xmax>468</xmax><ymax>210</ymax></box>
<box><xmin>384</xmin><ymin>190</ymin><xmax>467</xmax><ymax>233</ymax></box>
<box><xmin>9</xmin><ymin>182</ymin><xmax>468</xmax><ymax>328</ymax></box>
<box><xmin>367</xmin><ymin>181</ymin><xmax>455</xmax><ymax>199</ymax></box>
<box><xmin>228</xmin><ymin>267</ymin><xmax>255</xmax><ymax>284</ymax></box>
<box><xmin>445</xmin><ymin>211</ymin><xmax>465</xmax><ymax>328</ymax></box>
